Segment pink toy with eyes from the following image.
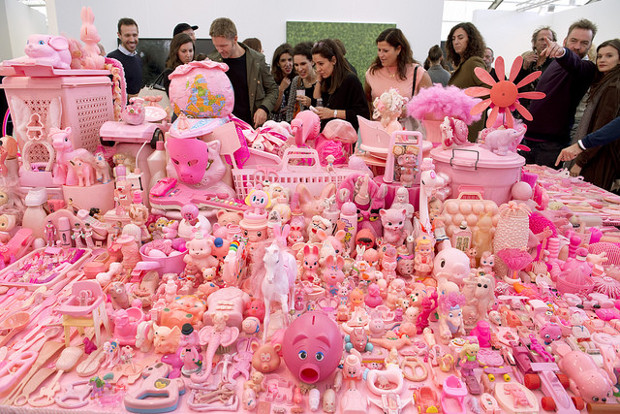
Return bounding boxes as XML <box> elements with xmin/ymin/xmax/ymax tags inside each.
<box><xmin>539</xmin><ymin>323</ymin><xmax>562</xmax><ymax>346</ymax></box>
<box><xmin>365</xmin><ymin>283</ymin><xmax>383</xmax><ymax>308</ymax></box>
<box><xmin>24</xmin><ymin>34</ymin><xmax>71</xmax><ymax>69</ymax></box>
<box><xmin>317</xmin><ymin>229</ymin><xmax>346</xmax><ymax>261</ymax></box>
<box><xmin>397</xmin><ymin>153</ymin><xmax>417</xmax><ymax>188</ymax></box>
<box><xmin>480</xmin><ymin>251</ymin><xmax>495</xmax><ymax>275</ymax></box>
<box><xmin>301</xmin><ymin>244</ymin><xmax>320</xmax><ymax>283</ymax></box>
<box><xmin>183</xmin><ymin>234</ymin><xmax>219</xmax><ymax>277</ymax></box>
<box><xmin>281</xmin><ymin>311</ymin><xmax>344</xmax><ymax>384</ymax></box>
<box><xmin>381</xmin><ymin>245</ymin><xmax>398</xmax><ymax>283</ymax></box>
<box><xmin>380</xmin><ymin>208</ymin><xmax>407</xmax><ymax>246</ymax></box>
<box><xmin>245</xmin><ymin>186</ymin><xmax>271</xmax><ymax>216</ymax></box>
<box><xmin>415</xmin><ymin>235</ymin><xmax>434</xmax><ymax>279</ymax></box>
<box><xmin>437</xmin><ymin>292</ymin><xmax>466</xmax><ymax>343</ymax></box>
<box><xmin>323</xmin><ymin>255</ymin><xmax>345</xmax><ymax>294</ymax></box>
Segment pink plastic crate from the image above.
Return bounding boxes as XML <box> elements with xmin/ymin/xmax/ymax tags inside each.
<box><xmin>1</xmin><ymin>74</ymin><xmax>113</xmax><ymax>152</ymax></box>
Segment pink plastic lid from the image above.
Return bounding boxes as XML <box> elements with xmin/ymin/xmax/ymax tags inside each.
<box><xmin>430</xmin><ymin>143</ymin><xmax>524</xmax><ymax>170</ymax></box>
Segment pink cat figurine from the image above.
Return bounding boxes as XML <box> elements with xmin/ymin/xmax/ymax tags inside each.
<box><xmin>380</xmin><ymin>208</ymin><xmax>407</xmax><ymax>246</ymax></box>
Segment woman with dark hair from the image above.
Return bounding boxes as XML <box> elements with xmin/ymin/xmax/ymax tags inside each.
<box><xmin>270</xmin><ymin>43</ymin><xmax>295</xmax><ymax>121</ymax></box>
<box><xmin>425</xmin><ymin>45</ymin><xmax>450</xmax><ymax>86</ymax></box>
<box><xmin>162</xmin><ymin>33</ymin><xmax>195</xmax><ymax>96</ymax></box>
<box><xmin>312</xmin><ymin>39</ymin><xmax>369</xmax><ymax>130</ymax></box>
<box><xmin>566</xmin><ymin>39</ymin><xmax>620</xmax><ymax>191</ymax></box>
<box><xmin>285</xmin><ymin>42</ymin><xmax>318</xmax><ymax>120</ymax></box>
<box><xmin>447</xmin><ymin>22</ymin><xmax>487</xmax><ymax>141</ymax></box>
<box><xmin>365</xmin><ymin>28</ymin><xmax>432</xmax><ymax>103</ymax></box>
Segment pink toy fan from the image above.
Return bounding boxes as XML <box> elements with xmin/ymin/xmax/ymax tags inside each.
<box><xmin>465</xmin><ymin>56</ymin><xmax>545</xmax><ymax>128</ymax></box>
<box><xmin>496</xmin><ymin>248</ymin><xmax>533</xmax><ymax>283</ymax></box>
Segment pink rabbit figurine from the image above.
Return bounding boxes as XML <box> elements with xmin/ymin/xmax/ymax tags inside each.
<box><xmin>323</xmin><ymin>255</ymin><xmax>345</xmax><ymax>295</ymax></box>
<box><xmin>80</xmin><ymin>6</ymin><xmax>105</xmax><ymax>69</ymax></box>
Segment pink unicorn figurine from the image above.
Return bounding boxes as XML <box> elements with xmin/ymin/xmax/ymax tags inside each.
<box><xmin>50</xmin><ymin>127</ymin><xmax>95</xmax><ymax>185</ymax></box>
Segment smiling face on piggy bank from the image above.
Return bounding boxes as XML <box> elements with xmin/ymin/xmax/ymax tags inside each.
<box><xmin>282</xmin><ymin>312</ymin><xmax>343</xmax><ymax>384</ymax></box>
<box><xmin>433</xmin><ymin>246</ymin><xmax>471</xmax><ymax>287</ymax></box>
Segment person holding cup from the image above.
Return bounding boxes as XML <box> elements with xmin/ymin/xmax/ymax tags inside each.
<box><xmin>284</xmin><ymin>42</ymin><xmax>318</xmax><ymax>121</ymax></box>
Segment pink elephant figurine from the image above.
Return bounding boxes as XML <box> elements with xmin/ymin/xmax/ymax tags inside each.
<box><xmin>480</xmin><ymin>126</ymin><xmax>526</xmax><ymax>156</ymax></box>
<box><xmin>190</xmin><ymin>312</ymin><xmax>239</xmax><ymax>384</ymax></box>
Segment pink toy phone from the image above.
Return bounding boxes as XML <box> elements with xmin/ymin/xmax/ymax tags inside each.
<box><xmin>150</xmin><ymin>177</ymin><xmax>177</xmax><ymax>197</ymax></box>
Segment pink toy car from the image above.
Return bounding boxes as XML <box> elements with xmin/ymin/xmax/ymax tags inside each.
<box><xmin>282</xmin><ymin>312</ymin><xmax>343</xmax><ymax>384</ymax></box>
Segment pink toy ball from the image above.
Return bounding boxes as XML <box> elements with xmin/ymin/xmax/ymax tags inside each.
<box><xmin>511</xmin><ymin>181</ymin><xmax>533</xmax><ymax>201</ymax></box>
<box><xmin>168</xmin><ymin>60</ymin><xmax>234</xmax><ymax>118</ymax></box>
<box><xmin>282</xmin><ymin>311</ymin><xmax>343</xmax><ymax>384</ymax></box>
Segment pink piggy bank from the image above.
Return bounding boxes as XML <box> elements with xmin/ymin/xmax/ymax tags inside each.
<box><xmin>282</xmin><ymin>312</ymin><xmax>343</xmax><ymax>384</ymax></box>
<box><xmin>25</xmin><ymin>34</ymin><xmax>71</xmax><ymax>69</ymax></box>
<box><xmin>556</xmin><ymin>349</ymin><xmax>616</xmax><ymax>403</ymax></box>
<box><xmin>433</xmin><ymin>246</ymin><xmax>471</xmax><ymax>287</ymax></box>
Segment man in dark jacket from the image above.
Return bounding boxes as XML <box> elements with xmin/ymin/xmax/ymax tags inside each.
<box><xmin>522</xmin><ymin>19</ymin><xmax>597</xmax><ymax>168</ymax></box>
<box><xmin>208</xmin><ymin>18</ymin><xmax>278</xmax><ymax>128</ymax></box>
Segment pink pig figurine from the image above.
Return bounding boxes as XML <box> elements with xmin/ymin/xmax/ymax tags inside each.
<box><xmin>24</xmin><ymin>34</ymin><xmax>71</xmax><ymax>69</ymax></box>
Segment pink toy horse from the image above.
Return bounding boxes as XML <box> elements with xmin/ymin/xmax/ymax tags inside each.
<box><xmin>261</xmin><ymin>241</ymin><xmax>296</xmax><ymax>341</ymax></box>
<box><xmin>50</xmin><ymin>127</ymin><xmax>95</xmax><ymax>186</ymax></box>
<box><xmin>68</xmin><ymin>158</ymin><xmax>93</xmax><ymax>186</ymax></box>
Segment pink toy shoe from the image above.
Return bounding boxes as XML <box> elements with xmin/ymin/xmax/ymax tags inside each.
<box><xmin>441</xmin><ymin>375</ymin><xmax>467</xmax><ymax>414</ymax></box>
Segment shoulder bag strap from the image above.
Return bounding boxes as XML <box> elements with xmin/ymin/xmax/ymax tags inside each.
<box><xmin>412</xmin><ymin>65</ymin><xmax>419</xmax><ymax>97</ymax></box>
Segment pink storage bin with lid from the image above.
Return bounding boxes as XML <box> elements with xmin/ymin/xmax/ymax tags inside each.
<box><xmin>0</xmin><ymin>67</ymin><xmax>113</xmax><ymax>152</ymax></box>
<box><xmin>430</xmin><ymin>144</ymin><xmax>524</xmax><ymax>206</ymax></box>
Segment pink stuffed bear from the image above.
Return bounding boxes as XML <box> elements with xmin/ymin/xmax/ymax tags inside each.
<box><xmin>184</xmin><ymin>235</ymin><xmax>219</xmax><ymax>276</ymax></box>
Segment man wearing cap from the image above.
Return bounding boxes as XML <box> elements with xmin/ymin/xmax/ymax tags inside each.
<box><xmin>107</xmin><ymin>17</ymin><xmax>143</xmax><ymax>97</ymax></box>
<box><xmin>208</xmin><ymin>17</ymin><xmax>277</xmax><ymax>128</ymax></box>
<box><xmin>173</xmin><ymin>23</ymin><xmax>197</xmax><ymax>42</ymax></box>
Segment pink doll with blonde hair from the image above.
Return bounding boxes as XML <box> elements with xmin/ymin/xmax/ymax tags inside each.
<box><xmin>372</xmin><ymin>88</ymin><xmax>408</xmax><ymax>135</ymax></box>
<box><xmin>414</xmin><ymin>235</ymin><xmax>433</xmax><ymax>279</ymax></box>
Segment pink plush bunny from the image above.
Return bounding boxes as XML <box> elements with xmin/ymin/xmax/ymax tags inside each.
<box><xmin>80</xmin><ymin>6</ymin><xmax>105</xmax><ymax>69</ymax></box>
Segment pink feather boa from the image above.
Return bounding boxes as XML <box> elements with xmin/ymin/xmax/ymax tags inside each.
<box><xmin>407</xmin><ymin>84</ymin><xmax>482</xmax><ymax>125</ymax></box>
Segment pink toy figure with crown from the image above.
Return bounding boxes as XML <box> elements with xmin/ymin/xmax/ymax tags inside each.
<box><xmin>372</xmin><ymin>88</ymin><xmax>407</xmax><ymax>135</ymax></box>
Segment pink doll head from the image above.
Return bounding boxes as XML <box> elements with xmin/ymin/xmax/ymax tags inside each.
<box><xmin>415</xmin><ymin>235</ymin><xmax>433</xmax><ymax>255</ymax></box>
<box><xmin>323</xmin><ymin>255</ymin><xmax>345</xmax><ymax>286</ymax></box>
<box><xmin>25</xmin><ymin>34</ymin><xmax>71</xmax><ymax>69</ymax></box>
<box><xmin>245</xmin><ymin>186</ymin><xmax>271</xmax><ymax>215</ymax></box>
<box><xmin>282</xmin><ymin>311</ymin><xmax>344</xmax><ymax>384</ymax></box>
<box><xmin>342</xmin><ymin>350</ymin><xmax>363</xmax><ymax>380</ymax></box>
<box><xmin>539</xmin><ymin>322</ymin><xmax>562</xmax><ymax>345</ymax></box>
<box><xmin>349</xmin><ymin>288</ymin><xmax>366</xmax><ymax>309</ymax></box>
<box><xmin>166</xmin><ymin>137</ymin><xmax>228</xmax><ymax>188</ymax></box>
<box><xmin>168</xmin><ymin>60</ymin><xmax>234</xmax><ymax>118</ymax></box>
<box><xmin>397</xmin><ymin>254</ymin><xmax>415</xmax><ymax>278</ymax></box>
<box><xmin>363</xmin><ymin>248</ymin><xmax>380</xmax><ymax>268</ymax></box>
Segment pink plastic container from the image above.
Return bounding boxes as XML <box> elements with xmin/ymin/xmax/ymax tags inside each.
<box><xmin>1</xmin><ymin>73</ymin><xmax>113</xmax><ymax>152</ymax></box>
<box><xmin>139</xmin><ymin>242</ymin><xmax>186</xmax><ymax>274</ymax></box>
<box><xmin>431</xmin><ymin>144</ymin><xmax>524</xmax><ymax>205</ymax></box>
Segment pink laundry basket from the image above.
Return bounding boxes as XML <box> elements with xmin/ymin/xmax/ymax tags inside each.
<box><xmin>1</xmin><ymin>71</ymin><xmax>113</xmax><ymax>152</ymax></box>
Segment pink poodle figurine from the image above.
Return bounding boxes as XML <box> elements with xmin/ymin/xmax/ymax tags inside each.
<box><xmin>437</xmin><ymin>292</ymin><xmax>466</xmax><ymax>343</ymax></box>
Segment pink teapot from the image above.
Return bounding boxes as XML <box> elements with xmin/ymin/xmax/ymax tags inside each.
<box><xmin>121</xmin><ymin>97</ymin><xmax>146</xmax><ymax>125</ymax></box>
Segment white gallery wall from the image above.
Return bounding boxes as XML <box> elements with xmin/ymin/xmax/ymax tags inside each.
<box><xmin>473</xmin><ymin>0</ymin><xmax>620</xmax><ymax>66</ymax></box>
<box><xmin>46</xmin><ymin>0</ymin><xmax>444</xmax><ymax>65</ymax></box>
<box><xmin>0</xmin><ymin>0</ymin><xmax>47</xmax><ymax>60</ymax></box>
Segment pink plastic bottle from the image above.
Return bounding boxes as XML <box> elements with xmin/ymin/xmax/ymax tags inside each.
<box><xmin>339</xmin><ymin>202</ymin><xmax>357</xmax><ymax>255</ymax></box>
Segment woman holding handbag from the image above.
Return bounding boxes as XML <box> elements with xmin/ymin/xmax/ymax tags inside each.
<box><xmin>365</xmin><ymin>28</ymin><xmax>432</xmax><ymax>129</ymax></box>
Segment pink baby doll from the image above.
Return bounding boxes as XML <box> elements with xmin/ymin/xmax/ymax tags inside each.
<box><xmin>414</xmin><ymin>235</ymin><xmax>434</xmax><ymax>280</ymax></box>
<box><xmin>380</xmin><ymin>208</ymin><xmax>407</xmax><ymax>246</ymax></box>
